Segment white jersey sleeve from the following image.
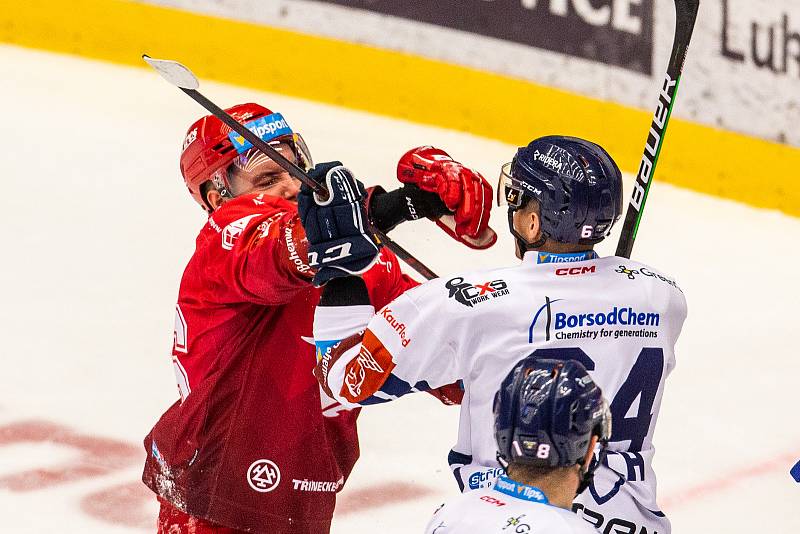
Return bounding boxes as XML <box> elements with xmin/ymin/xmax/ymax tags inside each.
<box><xmin>314</xmin><ymin>279</ymin><xmax>475</xmax><ymax>406</ymax></box>
<box><xmin>315</xmin><ymin>253</ymin><xmax>686</xmax><ymax>534</ymax></box>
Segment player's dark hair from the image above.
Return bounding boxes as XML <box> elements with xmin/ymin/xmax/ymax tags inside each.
<box><xmin>520</xmin><ymin>197</ymin><xmax>541</xmax><ymax>218</ymax></box>
<box><xmin>506</xmin><ymin>462</ymin><xmax>565</xmax><ymax>483</ymax></box>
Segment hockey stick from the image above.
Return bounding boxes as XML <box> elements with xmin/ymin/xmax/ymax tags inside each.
<box><xmin>143</xmin><ymin>55</ymin><xmax>438</xmax><ymax>280</ymax></box>
<box><xmin>615</xmin><ymin>0</ymin><xmax>700</xmax><ymax>259</ymax></box>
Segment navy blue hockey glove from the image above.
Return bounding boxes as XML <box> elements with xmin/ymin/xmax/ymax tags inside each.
<box><xmin>298</xmin><ymin>161</ymin><xmax>382</xmax><ymax>286</ymax></box>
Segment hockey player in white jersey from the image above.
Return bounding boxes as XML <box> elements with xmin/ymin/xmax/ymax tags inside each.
<box><xmin>425</xmin><ymin>357</ymin><xmax>611</xmax><ymax>534</ymax></box>
<box><xmin>299</xmin><ymin>135</ymin><xmax>687</xmax><ymax>534</ymax></box>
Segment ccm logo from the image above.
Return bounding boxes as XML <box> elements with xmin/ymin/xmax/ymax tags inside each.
<box><xmin>479</xmin><ymin>495</ymin><xmax>506</xmax><ymax>507</ymax></box>
<box><xmin>556</xmin><ymin>266</ymin><xmax>596</xmax><ymax>276</ymax></box>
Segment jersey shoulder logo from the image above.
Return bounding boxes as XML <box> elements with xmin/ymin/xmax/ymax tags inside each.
<box><xmin>615</xmin><ymin>265</ymin><xmax>681</xmax><ymax>291</ymax></box>
<box><xmin>222</xmin><ymin>214</ymin><xmax>260</xmax><ymax>251</ymax></box>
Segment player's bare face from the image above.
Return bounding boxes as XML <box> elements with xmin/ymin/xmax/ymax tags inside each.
<box><xmin>227</xmin><ymin>143</ymin><xmax>301</xmax><ymax>202</ymax></box>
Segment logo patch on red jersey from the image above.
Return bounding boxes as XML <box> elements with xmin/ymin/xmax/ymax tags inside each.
<box><xmin>207</xmin><ymin>216</ymin><xmax>222</xmax><ymax>233</ymax></box>
<box><xmin>222</xmin><ymin>215</ymin><xmax>259</xmax><ymax>251</ymax></box>
<box><xmin>284</xmin><ymin>224</ymin><xmax>311</xmax><ymax>274</ymax></box>
<box><xmin>291</xmin><ymin>477</ymin><xmax>343</xmax><ymax>492</ymax></box>
<box><xmin>375</xmin><ymin>256</ymin><xmax>393</xmax><ymax>272</ymax></box>
<box><xmin>256</xmin><ymin>212</ymin><xmax>284</xmax><ymax>239</ymax></box>
<box><xmin>247</xmin><ymin>459</ymin><xmax>281</xmax><ymax>493</ymax></box>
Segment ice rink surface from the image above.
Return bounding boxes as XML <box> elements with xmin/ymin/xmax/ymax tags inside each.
<box><xmin>1</xmin><ymin>45</ymin><xmax>799</xmax><ymax>532</ymax></box>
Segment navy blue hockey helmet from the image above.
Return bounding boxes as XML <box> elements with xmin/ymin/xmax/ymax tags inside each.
<box><xmin>497</xmin><ymin>136</ymin><xmax>623</xmax><ymax>248</ymax></box>
<box><xmin>494</xmin><ymin>357</ymin><xmax>611</xmax><ymax>490</ymax></box>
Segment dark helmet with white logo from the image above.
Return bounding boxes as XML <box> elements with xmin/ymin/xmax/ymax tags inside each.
<box><xmin>494</xmin><ymin>356</ymin><xmax>611</xmax><ymax>494</ymax></box>
<box><xmin>497</xmin><ymin>136</ymin><xmax>623</xmax><ymax>250</ymax></box>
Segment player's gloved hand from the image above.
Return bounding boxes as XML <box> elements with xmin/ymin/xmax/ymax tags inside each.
<box><xmin>397</xmin><ymin>146</ymin><xmax>497</xmax><ymax>249</ymax></box>
<box><xmin>298</xmin><ymin>162</ymin><xmax>382</xmax><ymax>286</ymax></box>
<box><xmin>367</xmin><ymin>183</ymin><xmax>451</xmax><ymax>233</ymax></box>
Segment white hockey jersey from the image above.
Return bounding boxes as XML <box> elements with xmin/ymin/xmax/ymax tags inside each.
<box><xmin>424</xmin><ymin>475</ymin><xmax>598</xmax><ymax>534</ymax></box>
<box><xmin>314</xmin><ymin>251</ymin><xmax>687</xmax><ymax>534</ymax></box>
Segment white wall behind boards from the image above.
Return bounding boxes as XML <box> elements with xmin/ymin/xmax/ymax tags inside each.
<box><xmin>140</xmin><ymin>0</ymin><xmax>800</xmax><ymax>147</ymax></box>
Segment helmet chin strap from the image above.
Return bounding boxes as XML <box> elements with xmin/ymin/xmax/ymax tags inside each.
<box><xmin>507</xmin><ymin>209</ymin><xmax>547</xmax><ymax>254</ymax></box>
<box><xmin>575</xmin><ymin>441</ymin><xmax>607</xmax><ymax>496</ymax></box>
<box><xmin>575</xmin><ymin>460</ymin><xmax>594</xmax><ymax>496</ymax></box>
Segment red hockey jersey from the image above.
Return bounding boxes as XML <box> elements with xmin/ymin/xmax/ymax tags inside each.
<box><xmin>142</xmin><ymin>192</ymin><xmax>417</xmax><ymax>533</ymax></box>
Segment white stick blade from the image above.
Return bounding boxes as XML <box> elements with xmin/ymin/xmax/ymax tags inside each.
<box><xmin>142</xmin><ymin>55</ymin><xmax>199</xmax><ymax>90</ymax></box>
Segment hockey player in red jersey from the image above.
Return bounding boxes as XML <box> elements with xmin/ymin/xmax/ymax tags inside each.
<box><xmin>142</xmin><ymin>103</ymin><xmax>493</xmax><ymax>534</ymax></box>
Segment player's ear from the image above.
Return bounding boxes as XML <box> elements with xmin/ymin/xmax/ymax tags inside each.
<box><xmin>523</xmin><ymin>203</ymin><xmax>542</xmax><ymax>243</ymax></box>
<box><xmin>530</xmin><ymin>208</ymin><xmax>541</xmax><ymax>240</ymax></box>
<box><xmin>206</xmin><ymin>189</ymin><xmax>224</xmax><ymax>211</ymax></box>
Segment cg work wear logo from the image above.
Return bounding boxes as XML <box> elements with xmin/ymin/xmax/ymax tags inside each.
<box><xmin>247</xmin><ymin>459</ymin><xmax>281</xmax><ymax>493</ymax></box>
<box><xmin>445</xmin><ymin>277</ymin><xmax>509</xmax><ymax>307</ymax></box>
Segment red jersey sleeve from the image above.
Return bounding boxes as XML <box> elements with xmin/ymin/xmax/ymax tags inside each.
<box><xmin>199</xmin><ymin>195</ymin><xmax>314</xmax><ymax>306</ymax></box>
<box><xmin>362</xmin><ymin>247</ymin><xmax>420</xmax><ymax>310</ymax></box>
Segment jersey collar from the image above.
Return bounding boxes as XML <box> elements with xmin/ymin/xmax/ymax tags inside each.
<box><xmin>493</xmin><ymin>475</ymin><xmax>550</xmax><ymax>504</ymax></box>
<box><xmin>526</xmin><ymin>250</ymin><xmax>598</xmax><ymax>264</ymax></box>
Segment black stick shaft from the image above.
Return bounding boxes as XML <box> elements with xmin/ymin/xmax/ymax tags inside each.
<box><xmin>179</xmin><ymin>88</ymin><xmax>439</xmax><ymax>280</ymax></box>
<box><xmin>615</xmin><ymin>0</ymin><xmax>700</xmax><ymax>259</ymax></box>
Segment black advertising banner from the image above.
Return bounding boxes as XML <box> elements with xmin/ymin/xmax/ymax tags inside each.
<box><xmin>309</xmin><ymin>0</ymin><xmax>654</xmax><ymax>75</ymax></box>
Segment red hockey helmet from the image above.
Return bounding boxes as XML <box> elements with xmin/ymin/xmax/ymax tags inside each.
<box><xmin>179</xmin><ymin>103</ymin><xmax>313</xmax><ymax>212</ymax></box>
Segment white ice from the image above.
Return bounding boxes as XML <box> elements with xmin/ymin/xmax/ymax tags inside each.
<box><xmin>1</xmin><ymin>44</ymin><xmax>798</xmax><ymax>533</ymax></box>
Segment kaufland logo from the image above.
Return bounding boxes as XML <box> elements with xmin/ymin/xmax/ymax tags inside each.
<box><xmin>529</xmin><ymin>298</ymin><xmax>660</xmax><ymax>342</ymax></box>
<box><xmin>380</xmin><ymin>307</ymin><xmax>411</xmax><ymax>347</ymax></box>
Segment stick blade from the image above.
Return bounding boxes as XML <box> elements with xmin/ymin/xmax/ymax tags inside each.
<box><xmin>142</xmin><ymin>55</ymin><xmax>199</xmax><ymax>90</ymax></box>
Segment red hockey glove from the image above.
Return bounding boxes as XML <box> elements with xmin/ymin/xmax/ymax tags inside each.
<box><xmin>397</xmin><ymin>146</ymin><xmax>497</xmax><ymax>249</ymax></box>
